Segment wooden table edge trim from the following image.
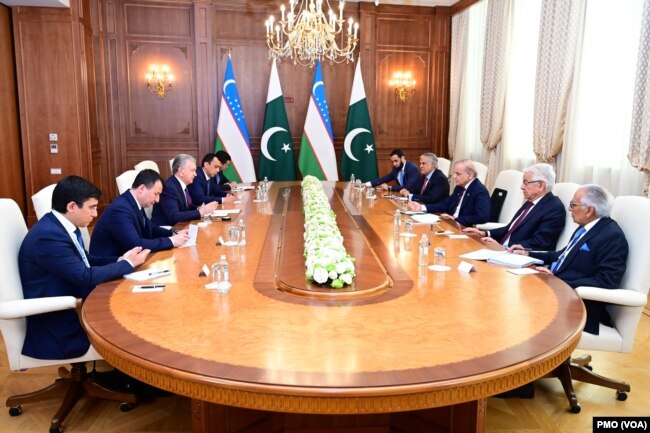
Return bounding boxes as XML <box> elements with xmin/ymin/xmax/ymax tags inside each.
<box><xmin>84</xmin><ymin>324</ymin><xmax>581</xmax><ymax>414</ymax></box>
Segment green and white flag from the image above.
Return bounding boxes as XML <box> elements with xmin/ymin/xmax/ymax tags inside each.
<box><xmin>259</xmin><ymin>60</ymin><xmax>296</xmax><ymax>181</ymax></box>
<box><xmin>341</xmin><ymin>59</ymin><xmax>378</xmax><ymax>182</ymax></box>
<box><xmin>298</xmin><ymin>61</ymin><xmax>338</xmax><ymax>180</ymax></box>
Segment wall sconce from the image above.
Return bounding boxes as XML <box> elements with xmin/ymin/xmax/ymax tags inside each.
<box><xmin>145</xmin><ymin>65</ymin><xmax>174</xmax><ymax>99</ymax></box>
<box><xmin>389</xmin><ymin>71</ymin><xmax>415</xmax><ymax>103</ymax></box>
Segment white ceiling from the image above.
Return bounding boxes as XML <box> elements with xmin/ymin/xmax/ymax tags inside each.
<box><xmin>0</xmin><ymin>0</ymin><xmax>456</xmax><ymax>8</ymax></box>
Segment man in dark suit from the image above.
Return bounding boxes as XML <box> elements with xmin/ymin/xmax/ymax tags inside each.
<box><xmin>408</xmin><ymin>159</ymin><xmax>490</xmax><ymax>227</ymax></box>
<box><xmin>398</xmin><ymin>152</ymin><xmax>449</xmax><ymax>205</ymax></box>
<box><xmin>213</xmin><ymin>150</ymin><xmax>238</xmax><ymax>191</ymax></box>
<box><xmin>463</xmin><ymin>163</ymin><xmax>566</xmax><ymax>251</ymax></box>
<box><xmin>18</xmin><ymin>176</ymin><xmax>150</xmax><ymax>359</ymax></box>
<box><xmin>188</xmin><ymin>153</ymin><xmax>237</xmax><ymax>205</ymax></box>
<box><xmin>90</xmin><ymin>170</ymin><xmax>191</xmax><ymax>257</ymax></box>
<box><xmin>366</xmin><ymin>148</ymin><xmax>419</xmax><ymax>192</ymax></box>
<box><xmin>514</xmin><ymin>184</ymin><xmax>628</xmax><ymax>335</ymax></box>
<box><xmin>151</xmin><ymin>154</ymin><xmax>219</xmax><ymax>226</ymax></box>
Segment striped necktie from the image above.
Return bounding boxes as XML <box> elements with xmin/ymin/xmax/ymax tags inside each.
<box><xmin>550</xmin><ymin>226</ymin><xmax>586</xmax><ymax>273</ymax></box>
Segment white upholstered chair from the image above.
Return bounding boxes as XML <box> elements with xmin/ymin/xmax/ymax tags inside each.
<box><xmin>115</xmin><ymin>169</ymin><xmax>139</xmax><ymax>195</ymax></box>
<box><xmin>476</xmin><ymin>169</ymin><xmax>524</xmax><ymax>232</ymax></box>
<box><xmin>437</xmin><ymin>157</ymin><xmax>451</xmax><ymax>177</ymax></box>
<box><xmin>551</xmin><ymin>195</ymin><xmax>650</xmax><ymax>413</ymax></box>
<box><xmin>0</xmin><ymin>199</ymin><xmax>135</xmax><ymax>432</ymax></box>
<box><xmin>168</xmin><ymin>158</ymin><xmax>175</xmax><ymax>173</ymax></box>
<box><xmin>552</xmin><ymin>182</ymin><xmax>581</xmax><ymax>249</ymax></box>
<box><xmin>134</xmin><ymin>160</ymin><xmax>160</xmax><ymax>173</ymax></box>
<box><xmin>473</xmin><ymin>161</ymin><xmax>488</xmax><ymax>185</ymax></box>
<box><xmin>31</xmin><ymin>184</ymin><xmax>91</xmax><ymax>249</ymax></box>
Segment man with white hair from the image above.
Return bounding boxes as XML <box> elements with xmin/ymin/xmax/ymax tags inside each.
<box><xmin>513</xmin><ymin>184</ymin><xmax>628</xmax><ymax>335</ymax></box>
<box><xmin>152</xmin><ymin>154</ymin><xmax>219</xmax><ymax>226</ymax></box>
<box><xmin>463</xmin><ymin>163</ymin><xmax>566</xmax><ymax>250</ymax></box>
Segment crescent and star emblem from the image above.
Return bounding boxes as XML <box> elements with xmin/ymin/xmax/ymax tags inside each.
<box><xmin>343</xmin><ymin>128</ymin><xmax>371</xmax><ymax>162</ymax></box>
<box><xmin>260</xmin><ymin>127</ymin><xmax>288</xmax><ymax>161</ymax></box>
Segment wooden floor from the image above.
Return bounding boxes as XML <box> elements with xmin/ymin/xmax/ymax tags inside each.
<box><xmin>1</xmin><ymin>312</ymin><xmax>648</xmax><ymax>433</ymax></box>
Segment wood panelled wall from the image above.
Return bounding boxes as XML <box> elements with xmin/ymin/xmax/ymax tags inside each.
<box><xmin>0</xmin><ymin>5</ymin><xmax>26</xmax><ymax>212</ymax></box>
<box><xmin>10</xmin><ymin>0</ymin><xmax>451</xmax><ymax>221</ymax></box>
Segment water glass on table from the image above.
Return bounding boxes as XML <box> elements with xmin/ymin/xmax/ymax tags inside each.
<box><xmin>228</xmin><ymin>225</ymin><xmax>240</xmax><ymax>244</ymax></box>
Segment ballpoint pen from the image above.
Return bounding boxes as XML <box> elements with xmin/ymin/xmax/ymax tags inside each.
<box><xmin>148</xmin><ymin>269</ymin><xmax>169</xmax><ymax>276</ymax></box>
<box><xmin>140</xmin><ymin>285</ymin><xmax>165</xmax><ymax>289</ymax></box>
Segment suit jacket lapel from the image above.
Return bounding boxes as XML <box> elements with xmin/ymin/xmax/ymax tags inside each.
<box><xmin>560</xmin><ymin>218</ymin><xmax>608</xmax><ymax>270</ymax></box>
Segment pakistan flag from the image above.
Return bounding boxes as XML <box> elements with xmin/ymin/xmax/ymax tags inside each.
<box><xmin>341</xmin><ymin>59</ymin><xmax>378</xmax><ymax>182</ymax></box>
<box><xmin>258</xmin><ymin>60</ymin><xmax>296</xmax><ymax>181</ymax></box>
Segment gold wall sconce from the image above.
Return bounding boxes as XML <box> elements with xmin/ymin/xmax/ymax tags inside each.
<box><xmin>145</xmin><ymin>65</ymin><xmax>174</xmax><ymax>99</ymax></box>
<box><xmin>389</xmin><ymin>71</ymin><xmax>415</xmax><ymax>103</ymax></box>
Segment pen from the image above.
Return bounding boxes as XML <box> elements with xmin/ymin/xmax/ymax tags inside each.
<box><xmin>148</xmin><ymin>270</ymin><xmax>169</xmax><ymax>276</ymax></box>
<box><xmin>140</xmin><ymin>285</ymin><xmax>165</xmax><ymax>289</ymax></box>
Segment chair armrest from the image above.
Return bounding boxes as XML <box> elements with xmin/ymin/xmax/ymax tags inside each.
<box><xmin>0</xmin><ymin>296</ymin><xmax>79</xmax><ymax>320</ymax></box>
<box><xmin>575</xmin><ymin>286</ymin><xmax>648</xmax><ymax>307</ymax></box>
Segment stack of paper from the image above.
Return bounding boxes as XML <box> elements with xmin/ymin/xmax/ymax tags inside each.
<box><xmin>410</xmin><ymin>214</ymin><xmax>440</xmax><ymax>224</ymax></box>
<box><xmin>459</xmin><ymin>248</ymin><xmax>543</xmax><ymax>268</ymax></box>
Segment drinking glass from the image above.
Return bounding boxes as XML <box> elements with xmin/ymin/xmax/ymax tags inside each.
<box><xmin>228</xmin><ymin>226</ymin><xmax>240</xmax><ymax>244</ymax></box>
<box><xmin>434</xmin><ymin>247</ymin><xmax>446</xmax><ymax>266</ymax></box>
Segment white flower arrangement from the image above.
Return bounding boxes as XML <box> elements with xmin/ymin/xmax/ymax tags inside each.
<box><xmin>301</xmin><ymin>176</ymin><xmax>355</xmax><ymax>289</ymax></box>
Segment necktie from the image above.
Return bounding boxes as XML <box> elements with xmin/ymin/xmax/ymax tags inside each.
<box><xmin>397</xmin><ymin>170</ymin><xmax>404</xmax><ymax>186</ymax></box>
<box><xmin>453</xmin><ymin>187</ymin><xmax>466</xmax><ymax>217</ymax></box>
<box><xmin>73</xmin><ymin>228</ymin><xmax>90</xmax><ymax>268</ymax></box>
<box><xmin>206</xmin><ymin>179</ymin><xmax>211</xmax><ymax>196</ymax></box>
<box><xmin>141</xmin><ymin>209</ymin><xmax>147</xmax><ymax>226</ymax></box>
<box><xmin>550</xmin><ymin>226</ymin><xmax>587</xmax><ymax>273</ymax></box>
<box><xmin>184</xmin><ymin>188</ymin><xmax>192</xmax><ymax>208</ymax></box>
<box><xmin>499</xmin><ymin>201</ymin><xmax>534</xmax><ymax>245</ymax></box>
<box><xmin>420</xmin><ymin>176</ymin><xmax>429</xmax><ymax>195</ymax></box>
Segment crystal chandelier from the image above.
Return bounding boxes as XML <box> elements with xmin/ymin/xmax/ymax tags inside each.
<box><xmin>265</xmin><ymin>0</ymin><xmax>359</xmax><ymax>67</ymax></box>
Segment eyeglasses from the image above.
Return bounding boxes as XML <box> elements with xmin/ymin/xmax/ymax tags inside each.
<box><xmin>569</xmin><ymin>201</ymin><xmax>588</xmax><ymax>209</ymax></box>
<box><xmin>522</xmin><ymin>180</ymin><xmax>542</xmax><ymax>186</ymax></box>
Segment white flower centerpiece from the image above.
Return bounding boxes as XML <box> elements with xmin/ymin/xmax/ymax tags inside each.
<box><xmin>301</xmin><ymin>176</ymin><xmax>355</xmax><ymax>289</ymax></box>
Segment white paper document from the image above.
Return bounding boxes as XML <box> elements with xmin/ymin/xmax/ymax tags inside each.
<box><xmin>232</xmin><ymin>184</ymin><xmax>255</xmax><ymax>191</ymax></box>
<box><xmin>507</xmin><ymin>268</ymin><xmax>540</xmax><ymax>275</ymax></box>
<box><xmin>410</xmin><ymin>214</ymin><xmax>440</xmax><ymax>224</ymax></box>
<box><xmin>212</xmin><ymin>209</ymin><xmax>241</xmax><ymax>217</ymax></box>
<box><xmin>179</xmin><ymin>224</ymin><xmax>198</xmax><ymax>248</ymax></box>
<box><xmin>460</xmin><ymin>248</ymin><xmax>506</xmax><ymax>261</ymax></box>
<box><xmin>487</xmin><ymin>253</ymin><xmax>543</xmax><ymax>268</ymax></box>
<box><xmin>124</xmin><ymin>269</ymin><xmax>171</xmax><ymax>281</ymax></box>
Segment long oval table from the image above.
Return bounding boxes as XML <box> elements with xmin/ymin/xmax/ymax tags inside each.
<box><xmin>82</xmin><ymin>182</ymin><xmax>585</xmax><ymax>433</ymax></box>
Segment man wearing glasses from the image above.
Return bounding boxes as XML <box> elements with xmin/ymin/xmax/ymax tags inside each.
<box><xmin>463</xmin><ymin>163</ymin><xmax>566</xmax><ymax>251</ymax></box>
<box><xmin>512</xmin><ymin>184</ymin><xmax>628</xmax><ymax>335</ymax></box>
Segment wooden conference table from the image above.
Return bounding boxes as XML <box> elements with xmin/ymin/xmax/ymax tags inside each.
<box><xmin>82</xmin><ymin>182</ymin><xmax>585</xmax><ymax>433</ymax></box>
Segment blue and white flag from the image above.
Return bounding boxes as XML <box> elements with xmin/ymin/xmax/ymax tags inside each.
<box><xmin>214</xmin><ymin>54</ymin><xmax>256</xmax><ymax>182</ymax></box>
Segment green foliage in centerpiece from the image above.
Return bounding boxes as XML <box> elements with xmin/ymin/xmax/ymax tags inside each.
<box><xmin>301</xmin><ymin>176</ymin><xmax>356</xmax><ymax>289</ymax></box>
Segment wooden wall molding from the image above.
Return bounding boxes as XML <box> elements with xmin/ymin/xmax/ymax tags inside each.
<box><xmin>10</xmin><ymin>0</ymin><xmax>451</xmax><ymax>207</ymax></box>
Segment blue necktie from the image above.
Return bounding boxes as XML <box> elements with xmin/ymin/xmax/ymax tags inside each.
<box><xmin>551</xmin><ymin>226</ymin><xmax>586</xmax><ymax>273</ymax></box>
<box><xmin>74</xmin><ymin>228</ymin><xmax>90</xmax><ymax>268</ymax></box>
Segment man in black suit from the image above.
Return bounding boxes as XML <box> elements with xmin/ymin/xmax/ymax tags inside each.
<box><xmin>408</xmin><ymin>159</ymin><xmax>490</xmax><ymax>227</ymax></box>
<box><xmin>90</xmin><ymin>169</ymin><xmax>190</xmax><ymax>256</ymax></box>
<box><xmin>367</xmin><ymin>148</ymin><xmax>419</xmax><ymax>192</ymax></box>
<box><xmin>213</xmin><ymin>150</ymin><xmax>238</xmax><ymax>191</ymax></box>
<box><xmin>151</xmin><ymin>154</ymin><xmax>220</xmax><ymax>226</ymax></box>
<box><xmin>513</xmin><ymin>184</ymin><xmax>628</xmax><ymax>335</ymax></box>
<box><xmin>398</xmin><ymin>152</ymin><xmax>449</xmax><ymax>205</ymax></box>
<box><xmin>463</xmin><ymin>163</ymin><xmax>566</xmax><ymax>251</ymax></box>
<box><xmin>188</xmin><ymin>153</ymin><xmax>237</xmax><ymax>205</ymax></box>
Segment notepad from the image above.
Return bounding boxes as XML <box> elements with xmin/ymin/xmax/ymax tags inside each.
<box><xmin>179</xmin><ymin>224</ymin><xmax>198</xmax><ymax>248</ymax></box>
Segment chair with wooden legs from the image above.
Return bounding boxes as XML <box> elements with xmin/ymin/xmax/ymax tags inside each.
<box><xmin>0</xmin><ymin>199</ymin><xmax>136</xmax><ymax>433</ymax></box>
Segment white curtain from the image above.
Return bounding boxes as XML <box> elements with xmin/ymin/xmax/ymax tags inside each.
<box><xmin>449</xmin><ymin>9</ymin><xmax>469</xmax><ymax>159</ymax></box>
<box><xmin>479</xmin><ymin>0</ymin><xmax>512</xmax><ymax>188</ymax></box>
<box><xmin>453</xmin><ymin>0</ymin><xmax>489</xmax><ymax>164</ymax></box>
<box><xmin>628</xmin><ymin>0</ymin><xmax>650</xmax><ymax>196</ymax></box>
<box><xmin>558</xmin><ymin>0</ymin><xmax>646</xmax><ymax>196</ymax></box>
<box><xmin>497</xmin><ymin>0</ymin><xmax>541</xmax><ymax>172</ymax></box>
